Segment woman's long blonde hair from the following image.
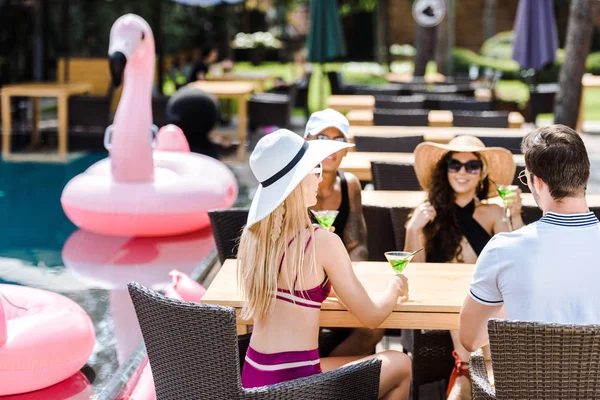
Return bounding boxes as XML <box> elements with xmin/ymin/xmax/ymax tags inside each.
<box><xmin>238</xmin><ymin>180</ymin><xmax>316</xmax><ymax>321</ymax></box>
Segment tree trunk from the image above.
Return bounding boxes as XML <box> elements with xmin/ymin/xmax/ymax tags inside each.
<box><xmin>374</xmin><ymin>0</ymin><xmax>389</xmax><ymax>66</ymax></box>
<box><xmin>414</xmin><ymin>25</ymin><xmax>436</xmax><ymax>76</ymax></box>
<box><xmin>554</xmin><ymin>0</ymin><xmax>596</xmax><ymax>129</ymax></box>
<box><xmin>434</xmin><ymin>5</ymin><xmax>449</xmax><ymax>75</ymax></box>
<box><xmin>483</xmin><ymin>0</ymin><xmax>497</xmax><ymax>41</ymax></box>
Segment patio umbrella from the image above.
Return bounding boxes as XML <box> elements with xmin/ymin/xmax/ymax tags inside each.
<box><xmin>306</xmin><ymin>0</ymin><xmax>347</xmax><ymax>109</ymax></box>
<box><xmin>512</xmin><ymin>0</ymin><xmax>559</xmax><ymax>71</ymax></box>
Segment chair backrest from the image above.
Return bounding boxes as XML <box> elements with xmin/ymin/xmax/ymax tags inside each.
<box><xmin>327</xmin><ymin>71</ymin><xmax>344</xmax><ymax>95</ymax></box>
<box><xmin>363</xmin><ymin>205</ymin><xmax>397</xmax><ymax>260</ymax></box>
<box><xmin>208</xmin><ymin>209</ymin><xmax>249</xmax><ymax>264</ymax></box>
<box><xmin>374</xmin><ymin>95</ymin><xmax>426</xmax><ymax>110</ymax></box>
<box><xmin>452</xmin><ymin>111</ymin><xmax>509</xmax><ymax>128</ymax></box>
<box><xmin>423</xmin><ymin>94</ymin><xmax>468</xmax><ymax>110</ymax></box>
<box><xmin>390</xmin><ymin>207</ymin><xmax>413</xmax><ymax>251</ymax></box>
<box><xmin>68</xmin><ymin>95</ymin><xmax>111</xmax><ymax>129</ymax></box>
<box><xmin>477</xmin><ymin>136</ymin><xmax>523</xmax><ymax>154</ymax></box>
<box><xmin>373</xmin><ymin>109</ymin><xmax>429</xmax><ymax>126</ymax></box>
<box><xmin>354</xmin><ymin>136</ymin><xmax>424</xmax><ymax>153</ymax></box>
<box><xmin>371</xmin><ymin>161</ymin><xmax>422</xmax><ymax>191</ymax></box>
<box><xmin>487</xmin><ymin>319</ymin><xmax>600</xmax><ymax>399</ymax></box>
<box><xmin>128</xmin><ymin>282</ymin><xmax>242</xmax><ymax>399</ymax></box>
<box><xmin>354</xmin><ymin>84</ymin><xmax>406</xmax><ymax>97</ymax></box>
<box><xmin>438</xmin><ymin>99</ymin><xmax>492</xmax><ymax>112</ymax></box>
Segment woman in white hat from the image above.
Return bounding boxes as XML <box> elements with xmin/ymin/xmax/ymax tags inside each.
<box><xmin>238</xmin><ymin>129</ymin><xmax>412</xmax><ymax>398</ymax></box>
<box><xmin>404</xmin><ymin>135</ymin><xmax>523</xmax><ymax>400</ymax></box>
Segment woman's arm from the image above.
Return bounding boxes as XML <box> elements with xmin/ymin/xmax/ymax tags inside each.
<box><xmin>404</xmin><ymin>227</ymin><xmax>427</xmax><ymax>263</ymax></box>
<box><xmin>317</xmin><ymin>230</ymin><xmax>406</xmax><ymax>329</ymax></box>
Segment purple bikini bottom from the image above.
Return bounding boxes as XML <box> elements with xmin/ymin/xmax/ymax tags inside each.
<box><xmin>241</xmin><ymin>346</ymin><xmax>322</xmax><ymax>389</ymax></box>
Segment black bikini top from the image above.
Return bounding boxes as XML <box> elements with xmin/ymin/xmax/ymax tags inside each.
<box><xmin>426</xmin><ymin>200</ymin><xmax>491</xmax><ymax>262</ymax></box>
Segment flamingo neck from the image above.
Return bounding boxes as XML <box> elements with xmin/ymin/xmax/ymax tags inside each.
<box><xmin>0</xmin><ymin>296</ymin><xmax>6</xmax><ymax>347</ymax></box>
<box><xmin>110</xmin><ymin>51</ymin><xmax>156</xmax><ymax>182</ymax></box>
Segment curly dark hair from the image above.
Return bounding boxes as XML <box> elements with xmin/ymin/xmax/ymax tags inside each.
<box><xmin>421</xmin><ymin>151</ymin><xmax>490</xmax><ymax>263</ymax></box>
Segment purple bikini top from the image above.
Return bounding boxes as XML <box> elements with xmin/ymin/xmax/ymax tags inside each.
<box><xmin>275</xmin><ymin>228</ymin><xmax>331</xmax><ymax>309</ymax></box>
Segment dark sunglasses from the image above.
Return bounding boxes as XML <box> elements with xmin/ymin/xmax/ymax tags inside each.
<box><xmin>447</xmin><ymin>159</ymin><xmax>483</xmax><ymax>174</ymax></box>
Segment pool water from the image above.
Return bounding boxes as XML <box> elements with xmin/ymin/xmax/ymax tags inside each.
<box><xmin>0</xmin><ymin>153</ymin><xmax>226</xmax><ymax>398</ymax></box>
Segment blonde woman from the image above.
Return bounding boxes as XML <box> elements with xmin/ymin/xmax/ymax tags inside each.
<box><xmin>238</xmin><ymin>129</ymin><xmax>412</xmax><ymax>399</ymax></box>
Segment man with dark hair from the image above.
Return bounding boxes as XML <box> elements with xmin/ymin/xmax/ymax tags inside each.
<box><xmin>459</xmin><ymin>124</ymin><xmax>600</xmax><ymax>352</ymax></box>
<box><xmin>187</xmin><ymin>43</ymin><xmax>234</xmax><ymax>83</ymax></box>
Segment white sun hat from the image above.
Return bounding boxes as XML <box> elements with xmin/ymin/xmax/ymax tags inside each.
<box><xmin>304</xmin><ymin>108</ymin><xmax>350</xmax><ymax>138</ymax></box>
<box><xmin>247</xmin><ymin>129</ymin><xmax>354</xmax><ymax>227</ymax></box>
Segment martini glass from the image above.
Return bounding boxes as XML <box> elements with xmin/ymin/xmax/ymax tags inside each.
<box><xmin>384</xmin><ymin>251</ymin><xmax>418</xmax><ymax>274</ymax></box>
<box><xmin>311</xmin><ymin>210</ymin><xmax>339</xmax><ymax>230</ymax></box>
<box><xmin>497</xmin><ymin>184</ymin><xmax>518</xmax><ymax>231</ymax></box>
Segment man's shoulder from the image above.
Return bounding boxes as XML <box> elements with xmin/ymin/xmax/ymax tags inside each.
<box><xmin>487</xmin><ymin>222</ymin><xmax>540</xmax><ymax>250</ymax></box>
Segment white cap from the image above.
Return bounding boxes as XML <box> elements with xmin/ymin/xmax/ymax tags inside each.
<box><xmin>304</xmin><ymin>108</ymin><xmax>350</xmax><ymax>138</ymax></box>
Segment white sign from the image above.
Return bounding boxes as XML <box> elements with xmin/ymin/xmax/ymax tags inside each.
<box><xmin>412</xmin><ymin>0</ymin><xmax>446</xmax><ymax>28</ymax></box>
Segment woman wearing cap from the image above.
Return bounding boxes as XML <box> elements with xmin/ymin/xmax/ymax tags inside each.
<box><xmin>238</xmin><ymin>129</ymin><xmax>412</xmax><ymax>398</ymax></box>
<box><xmin>304</xmin><ymin>109</ymin><xmax>383</xmax><ymax>358</ymax></box>
<box><xmin>404</xmin><ymin>135</ymin><xmax>523</xmax><ymax>400</ymax></box>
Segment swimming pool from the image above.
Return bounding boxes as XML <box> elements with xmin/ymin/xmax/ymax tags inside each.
<box><xmin>0</xmin><ymin>153</ymin><xmax>242</xmax><ymax>398</ymax></box>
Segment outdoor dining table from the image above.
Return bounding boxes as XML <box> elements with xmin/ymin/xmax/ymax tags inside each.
<box><xmin>187</xmin><ymin>80</ymin><xmax>255</xmax><ymax>160</ymax></box>
<box><xmin>360</xmin><ymin>190</ymin><xmax>600</xmax><ymax>209</ymax></box>
<box><xmin>348</xmin><ymin>125</ymin><xmax>528</xmax><ymax>144</ymax></box>
<box><xmin>1</xmin><ymin>82</ymin><xmax>92</xmax><ymax>161</ymax></box>
<box><xmin>339</xmin><ymin>151</ymin><xmax>525</xmax><ymax>181</ymax></box>
<box><xmin>207</xmin><ymin>71</ymin><xmax>276</xmax><ymax>92</ymax></box>
<box><xmin>202</xmin><ymin>259</ymin><xmax>474</xmax><ymax>333</ymax></box>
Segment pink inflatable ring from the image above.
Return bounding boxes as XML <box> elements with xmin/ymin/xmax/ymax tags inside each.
<box><xmin>60</xmin><ymin>15</ymin><xmax>237</xmax><ymax>237</ymax></box>
<box><xmin>0</xmin><ymin>284</ymin><xmax>96</xmax><ymax>396</ymax></box>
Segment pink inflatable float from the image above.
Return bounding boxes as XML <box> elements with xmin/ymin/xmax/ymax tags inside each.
<box><xmin>0</xmin><ymin>285</ymin><xmax>95</xmax><ymax>396</ymax></box>
<box><xmin>61</xmin><ymin>14</ymin><xmax>238</xmax><ymax>237</ymax></box>
<box><xmin>0</xmin><ymin>371</ymin><xmax>92</xmax><ymax>400</ymax></box>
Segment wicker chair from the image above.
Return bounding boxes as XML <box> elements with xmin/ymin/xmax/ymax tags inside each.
<box><xmin>390</xmin><ymin>207</ymin><xmax>413</xmax><ymax>251</ymax></box>
<box><xmin>471</xmin><ymin>319</ymin><xmax>600</xmax><ymax>400</ymax></box>
<box><xmin>354</xmin><ymin>136</ymin><xmax>424</xmax><ymax>153</ymax></box>
<box><xmin>371</xmin><ymin>162</ymin><xmax>422</xmax><ymax>191</ymax></box>
<box><xmin>476</xmin><ymin>136</ymin><xmax>523</xmax><ymax>154</ymax></box>
<box><xmin>373</xmin><ymin>109</ymin><xmax>430</xmax><ymax>126</ymax></box>
<box><xmin>363</xmin><ymin>205</ymin><xmax>397</xmax><ymax>261</ymax></box>
<box><xmin>127</xmin><ymin>282</ymin><xmax>382</xmax><ymax>400</ymax></box>
<box><xmin>249</xmin><ymin>85</ymin><xmax>298</xmax><ymax>132</ymax></box>
<box><xmin>374</xmin><ymin>95</ymin><xmax>426</xmax><ymax>110</ymax></box>
<box><xmin>452</xmin><ymin>111</ymin><xmax>510</xmax><ymax>128</ymax></box>
<box><xmin>439</xmin><ymin>99</ymin><xmax>492</xmax><ymax>112</ymax></box>
<box><xmin>208</xmin><ymin>208</ymin><xmax>249</xmax><ymax>264</ymax></box>
<box><xmin>354</xmin><ymin>84</ymin><xmax>408</xmax><ymax>97</ymax></box>
<box><xmin>423</xmin><ymin>94</ymin><xmax>469</xmax><ymax>110</ymax></box>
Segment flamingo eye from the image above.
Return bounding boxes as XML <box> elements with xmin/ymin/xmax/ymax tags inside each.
<box><xmin>141</xmin><ymin>32</ymin><xmax>145</xmax><ymax>41</ymax></box>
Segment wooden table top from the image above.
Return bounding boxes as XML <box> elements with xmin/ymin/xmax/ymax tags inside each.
<box><xmin>327</xmin><ymin>95</ymin><xmax>375</xmax><ymax>111</ymax></box>
<box><xmin>203</xmin><ymin>259</ymin><xmax>474</xmax><ymax>315</ymax></box>
<box><xmin>208</xmin><ymin>72</ymin><xmax>275</xmax><ymax>81</ymax></box>
<box><xmin>348</xmin><ymin>125</ymin><xmax>529</xmax><ymax>143</ymax></box>
<box><xmin>361</xmin><ymin>190</ymin><xmax>600</xmax><ymax>209</ymax></box>
<box><xmin>187</xmin><ymin>81</ymin><xmax>256</xmax><ymax>96</ymax></box>
<box><xmin>385</xmin><ymin>72</ymin><xmax>447</xmax><ymax>83</ymax></box>
<box><xmin>0</xmin><ymin>82</ymin><xmax>92</xmax><ymax>96</ymax></box>
<box><xmin>340</xmin><ymin>151</ymin><xmax>524</xmax><ymax>181</ymax></box>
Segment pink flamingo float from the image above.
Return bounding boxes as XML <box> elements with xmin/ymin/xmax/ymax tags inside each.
<box><xmin>61</xmin><ymin>14</ymin><xmax>238</xmax><ymax>237</ymax></box>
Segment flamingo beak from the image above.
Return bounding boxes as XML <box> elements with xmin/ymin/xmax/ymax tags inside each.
<box><xmin>109</xmin><ymin>51</ymin><xmax>127</xmax><ymax>88</ymax></box>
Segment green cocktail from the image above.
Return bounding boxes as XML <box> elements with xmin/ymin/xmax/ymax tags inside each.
<box><xmin>496</xmin><ymin>184</ymin><xmax>519</xmax><ymax>231</ymax></box>
<box><xmin>311</xmin><ymin>210</ymin><xmax>339</xmax><ymax>230</ymax></box>
<box><xmin>384</xmin><ymin>251</ymin><xmax>415</xmax><ymax>274</ymax></box>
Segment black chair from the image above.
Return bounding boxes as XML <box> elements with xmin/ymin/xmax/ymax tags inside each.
<box><xmin>529</xmin><ymin>83</ymin><xmax>558</xmax><ymax>125</ymax></box>
<box><xmin>249</xmin><ymin>84</ymin><xmax>298</xmax><ymax>132</ymax></box>
<box><xmin>355</xmin><ymin>84</ymin><xmax>408</xmax><ymax>97</ymax></box>
<box><xmin>295</xmin><ymin>72</ymin><xmax>312</xmax><ymax>119</ymax></box>
<box><xmin>208</xmin><ymin>208</ymin><xmax>249</xmax><ymax>264</ymax></box>
<box><xmin>371</xmin><ymin>162</ymin><xmax>422</xmax><ymax>191</ymax></box>
<box><xmin>127</xmin><ymin>282</ymin><xmax>382</xmax><ymax>400</ymax></box>
<box><xmin>390</xmin><ymin>207</ymin><xmax>414</xmax><ymax>251</ymax></box>
<box><xmin>374</xmin><ymin>95</ymin><xmax>426</xmax><ymax>110</ymax></box>
<box><xmin>65</xmin><ymin>95</ymin><xmax>112</xmax><ymax>151</ymax></box>
<box><xmin>327</xmin><ymin>71</ymin><xmax>358</xmax><ymax>95</ymax></box>
<box><xmin>452</xmin><ymin>111</ymin><xmax>510</xmax><ymax>128</ymax></box>
<box><xmin>354</xmin><ymin>136</ymin><xmax>424</xmax><ymax>153</ymax></box>
<box><xmin>439</xmin><ymin>99</ymin><xmax>492</xmax><ymax>112</ymax></box>
<box><xmin>373</xmin><ymin>109</ymin><xmax>429</xmax><ymax>126</ymax></box>
<box><xmin>363</xmin><ymin>205</ymin><xmax>398</xmax><ymax>261</ymax></box>
<box><xmin>423</xmin><ymin>94</ymin><xmax>469</xmax><ymax>110</ymax></box>
<box><xmin>477</xmin><ymin>136</ymin><xmax>523</xmax><ymax>154</ymax></box>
